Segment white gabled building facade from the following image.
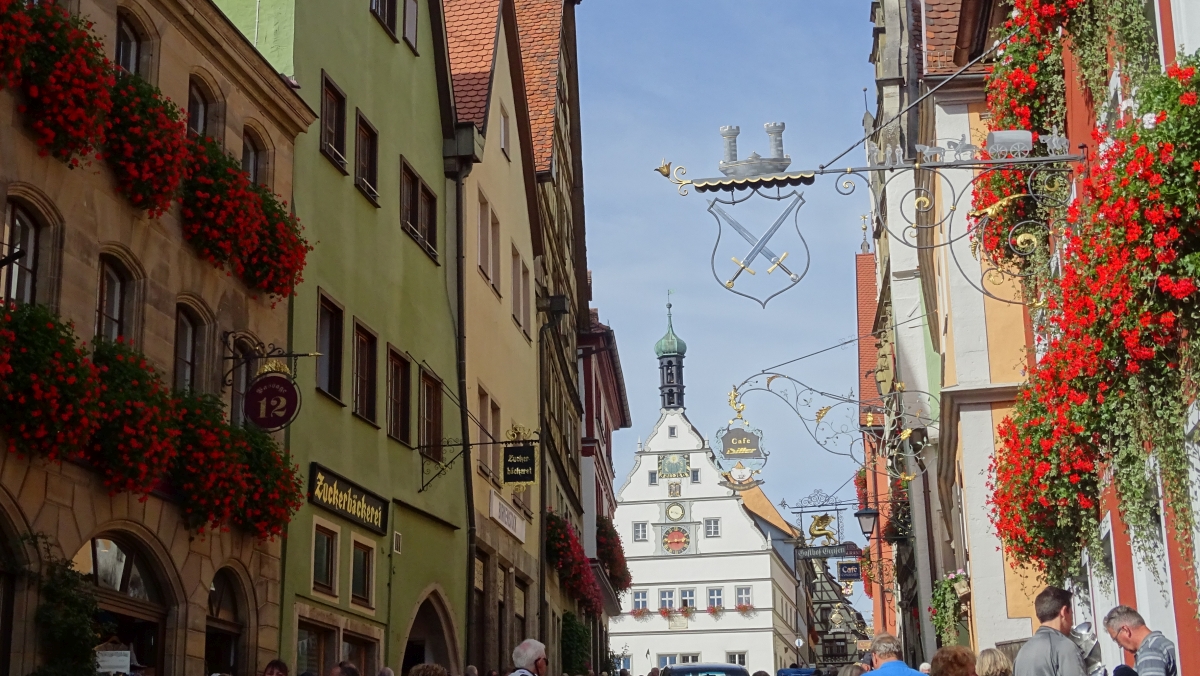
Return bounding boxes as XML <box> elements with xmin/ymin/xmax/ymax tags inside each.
<box><xmin>609</xmin><ymin>307</ymin><xmax>808</xmax><ymax>675</ymax></box>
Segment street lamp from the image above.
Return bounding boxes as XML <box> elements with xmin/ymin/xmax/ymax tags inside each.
<box><xmin>854</xmin><ymin>507</ymin><xmax>879</xmax><ymax>540</ymax></box>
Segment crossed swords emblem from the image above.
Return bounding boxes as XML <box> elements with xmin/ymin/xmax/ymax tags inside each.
<box><xmin>707</xmin><ymin>194</ymin><xmax>805</xmax><ymax>289</ymax></box>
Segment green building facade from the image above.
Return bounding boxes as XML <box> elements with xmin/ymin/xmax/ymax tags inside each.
<box><xmin>212</xmin><ymin>0</ymin><xmax>470</xmax><ymax>672</ymax></box>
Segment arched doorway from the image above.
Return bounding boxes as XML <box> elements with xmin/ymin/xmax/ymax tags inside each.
<box><xmin>401</xmin><ymin>596</ymin><xmax>455</xmax><ymax>676</ymax></box>
<box><xmin>206</xmin><ymin>569</ymin><xmax>244</xmax><ymax>676</ymax></box>
<box><xmin>72</xmin><ymin>537</ymin><xmax>167</xmax><ymax>676</ymax></box>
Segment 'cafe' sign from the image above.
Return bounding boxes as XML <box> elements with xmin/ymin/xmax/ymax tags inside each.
<box><xmin>720</xmin><ymin>428</ymin><xmax>763</xmax><ymax>458</ymax></box>
<box><xmin>309</xmin><ymin>463</ymin><xmax>388</xmax><ymax>535</ymax></box>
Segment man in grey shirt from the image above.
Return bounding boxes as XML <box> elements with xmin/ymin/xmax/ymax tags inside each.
<box><xmin>1013</xmin><ymin>586</ymin><xmax>1087</xmax><ymax>676</ymax></box>
<box><xmin>1104</xmin><ymin>605</ymin><xmax>1177</xmax><ymax>676</ymax></box>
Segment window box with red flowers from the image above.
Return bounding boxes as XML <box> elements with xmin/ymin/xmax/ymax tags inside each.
<box><xmin>544</xmin><ymin>512</ymin><xmax>604</xmax><ymax>616</ymax></box>
<box><xmin>657</xmin><ymin>607</ymin><xmax>676</xmax><ymax>619</ymax></box>
<box><xmin>0</xmin><ymin>301</ymin><xmax>303</xmax><ymax>542</ymax></box>
<box><xmin>629</xmin><ymin>607</ymin><xmax>652</xmax><ymax>620</ymax></box>
<box><xmin>596</xmin><ymin>515</ymin><xmax>632</xmax><ymax>593</ymax></box>
<box><xmin>706</xmin><ymin>605</ymin><xmax>724</xmax><ymax>618</ymax></box>
<box><xmin>735</xmin><ymin>603</ymin><xmax>755</xmax><ymax>617</ymax></box>
<box><xmin>678</xmin><ymin>605</ymin><xmax>697</xmax><ymax>619</ymax></box>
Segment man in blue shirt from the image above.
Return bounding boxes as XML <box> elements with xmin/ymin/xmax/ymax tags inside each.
<box><xmin>863</xmin><ymin>634</ymin><xmax>923</xmax><ymax>676</ymax></box>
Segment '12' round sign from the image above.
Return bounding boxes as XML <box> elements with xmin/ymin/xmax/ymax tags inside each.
<box><xmin>244</xmin><ymin>372</ymin><xmax>301</xmax><ymax>431</ymax></box>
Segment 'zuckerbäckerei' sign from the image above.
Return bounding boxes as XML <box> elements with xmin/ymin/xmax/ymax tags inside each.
<box><xmin>309</xmin><ymin>463</ymin><xmax>388</xmax><ymax>534</ymax></box>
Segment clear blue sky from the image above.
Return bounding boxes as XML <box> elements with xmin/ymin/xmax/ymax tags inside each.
<box><xmin>576</xmin><ymin>1</ymin><xmax>878</xmax><ymax>616</ymax></box>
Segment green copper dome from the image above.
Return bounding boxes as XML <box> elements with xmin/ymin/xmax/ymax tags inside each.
<box><xmin>654</xmin><ymin>303</ymin><xmax>687</xmax><ymax>357</ymax></box>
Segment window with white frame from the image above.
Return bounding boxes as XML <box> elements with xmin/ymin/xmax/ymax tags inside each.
<box><xmin>705</xmin><ymin>518</ymin><xmax>721</xmax><ymax>537</ymax></box>
<box><xmin>633</xmin><ymin>522</ymin><xmax>648</xmax><ymax>542</ymax></box>
<box><xmin>707</xmin><ymin>587</ymin><xmax>723</xmax><ymax>608</ymax></box>
<box><xmin>632</xmin><ymin>590</ymin><xmax>648</xmax><ymax>610</ymax></box>
<box><xmin>659</xmin><ymin>589</ymin><xmax>675</xmax><ymax>609</ymax></box>
<box><xmin>667</xmin><ymin>425</ymin><xmax>677</xmax><ymax>437</ymax></box>
<box><xmin>735</xmin><ymin>586</ymin><xmax>752</xmax><ymax>606</ymax></box>
<box><xmin>680</xmin><ymin>655</ymin><xmax>700</xmax><ymax>664</ymax></box>
<box><xmin>658</xmin><ymin>656</ymin><xmax>678</xmax><ymax>668</ymax></box>
<box><xmin>727</xmin><ymin>653</ymin><xmax>747</xmax><ymax>667</ymax></box>
<box><xmin>680</xmin><ymin>588</ymin><xmax>695</xmax><ymax>608</ymax></box>
<box><xmin>648</xmin><ymin>470</ymin><xmax>658</xmax><ymax>485</ymax></box>
<box><xmin>691</xmin><ymin>468</ymin><xmax>700</xmax><ymax>483</ymax></box>
<box><xmin>619</xmin><ymin>657</ymin><xmax>631</xmax><ymax>671</ymax></box>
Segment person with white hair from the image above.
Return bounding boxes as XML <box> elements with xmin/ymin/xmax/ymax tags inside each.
<box><xmin>511</xmin><ymin>639</ymin><xmax>548</xmax><ymax>676</ymax></box>
<box><xmin>918</xmin><ymin>664</ymin><xmax>931</xmax><ymax>674</ymax></box>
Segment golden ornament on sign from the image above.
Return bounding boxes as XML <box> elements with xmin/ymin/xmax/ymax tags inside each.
<box><xmin>899</xmin><ymin>428</ymin><xmax>912</xmax><ymax>441</ymax></box>
<box><xmin>815</xmin><ymin>406</ymin><xmax>832</xmax><ymax>424</ymax></box>
<box><xmin>257</xmin><ymin>359</ymin><xmax>291</xmax><ymax>376</ymax></box>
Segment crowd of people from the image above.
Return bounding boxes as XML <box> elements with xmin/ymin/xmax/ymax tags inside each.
<box><xmin>831</xmin><ymin>586</ymin><xmax>1177</xmax><ymax>676</ymax></box>
<box><xmin>251</xmin><ymin>590</ymin><xmax>1175</xmax><ymax>676</ymax></box>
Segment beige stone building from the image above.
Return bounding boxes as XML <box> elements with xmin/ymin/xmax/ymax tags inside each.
<box><xmin>0</xmin><ymin>0</ymin><xmax>313</xmax><ymax>673</ymax></box>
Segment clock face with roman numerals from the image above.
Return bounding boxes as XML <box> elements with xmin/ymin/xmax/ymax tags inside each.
<box><xmin>662</xmin><ymin>526</ymin><xmax>690</xmax><ymax>555</ymax></box>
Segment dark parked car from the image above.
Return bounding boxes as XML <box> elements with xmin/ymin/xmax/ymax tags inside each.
<box><xmin>661</xmin><ymin>664</ymin><xmax>750</xmax><ymax>676</ymax></box>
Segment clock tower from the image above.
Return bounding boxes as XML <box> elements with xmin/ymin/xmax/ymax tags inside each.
<box><xmin>655</xmin><ymin>302</ymin><xmax>687</xmax><ymax>409</ymax></box>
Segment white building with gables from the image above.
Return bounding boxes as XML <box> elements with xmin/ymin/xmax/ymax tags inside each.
<box><xmin>610</xmin><ymin>307</ymin><xmax>811</xmax><ymax>674</ymax></box>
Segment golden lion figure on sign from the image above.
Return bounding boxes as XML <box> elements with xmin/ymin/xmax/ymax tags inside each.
<box><xmin>808</xmin><ymin>514</ymin><xmax>837</xmax><ymax>546</ymax></box>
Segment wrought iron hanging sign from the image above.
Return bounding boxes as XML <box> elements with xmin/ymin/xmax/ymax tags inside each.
<box><xmin>658</xmin><ymin>115</ymin><xmax>1082</xmax><ymax>308</ymax></box>
<box><xmin>244</xmin><ymin>369</ymin><xmax>302</xmax><ymax>431</ymax></box>
<box><xmin>713</xmin><ymin>389</ymin><xmax>768</xmax><ymax>490</ymax></box>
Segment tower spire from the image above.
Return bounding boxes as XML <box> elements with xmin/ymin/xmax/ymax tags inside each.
<box><xmin>655</xmin><ymin>297</ymin><xmax>686</xmax><ymax>409</ymax></box>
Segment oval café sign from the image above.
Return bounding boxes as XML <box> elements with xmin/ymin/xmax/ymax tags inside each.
<box><xmin>243</xmin><ymin>372</ymin><xmax>302</xmax><ymax>431</ymax></box>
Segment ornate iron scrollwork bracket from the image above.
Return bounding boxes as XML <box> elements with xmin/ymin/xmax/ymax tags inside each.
<box><xmin>417</xmin><ymin>438</ymin><xmax>466</xmax><ymax>493</ymax></box>
<box><xmin>220</xmin><ymin>330</ymin><xmax>319</xmax><ymax>388</ymax></box>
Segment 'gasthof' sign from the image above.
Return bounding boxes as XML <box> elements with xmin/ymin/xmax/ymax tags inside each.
<box><xmin>308</xmin><ymin>463</ymin><xmax>388</xmax><ymax>534</ymax></box>
<box><xmin>720</xmin><ymin>428</ymin><xmax>762</xmax><ymax>458</ymax></box>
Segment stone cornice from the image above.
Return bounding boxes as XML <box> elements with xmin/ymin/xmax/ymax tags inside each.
<box><xmin>150</xmin><ymin>0</ymin><xmax>316</xmax><ymax>136</ymax></box>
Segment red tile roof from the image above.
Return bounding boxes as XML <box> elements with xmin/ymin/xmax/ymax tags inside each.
<box><xmin>923</xmin><ymin>0</ymin><xmax>961</xmax><ymax>75</ymax></box>
<box><xmin>444</xmin><ymin>0</ymin><xmax>502</xmax><ymax>130</ymax></box>
<box><xmin>515</xmin><ymin>0</ymin><xmax>564</xmax><ymax>173</ymax></box>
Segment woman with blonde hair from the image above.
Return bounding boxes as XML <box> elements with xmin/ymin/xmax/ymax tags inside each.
<box><xmin>975</xmin><ymin>648</ymin><xmax>1012</xmax><ymax>676</ymax></box>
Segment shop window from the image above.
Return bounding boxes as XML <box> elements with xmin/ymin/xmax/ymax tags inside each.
<box><xmin>342</xmin><ymin>634</ymin><xmax>377</xmax><ymax>675</ymax></box>
<box><xmin>174</xmin><ymin>305</ymin><xmax>199</xmax><ymax>391</ymax></box>
<box><xmin>387</xmin><ymin>349</ymin><xmax>411</xmax><ymax>442</ymax></box>
<box><xmin>206</xmin><ymin>569</ymin><xmax>242</xmax><ymax>676</ymax></box>
<box><xmin>96</xmin><ymin>256</ymin><xmax>130</xmax><ymax>341</ymax></box>
<box><xmin>298</xmin><ymin>621</ymin><xmax>336</xmax><ymax>675</ymax></box>
<box><xmin>313</xmin><ymin>525</ymin><xmax>337</xmax><ymax>595</ymax></box>
<box><xmin>351</xmin><ymin>539</ymin><xmax>373</xmax><ymax>607</ymax></box>
<box><xmin>0</xmin><ymin>202</ymin><xmax>38</xmax><ymax>304</ymax></box>
<box><xmin>317</xmin><ymin>294</ymin><xmax>344</xmax><ymax>399</ymax></box>
<box><xmin>242</xmin><ymin>127</ymin><xmax>268</xmax><ymax>186</ymax></box>
<box><xmin>72</xmin><ymin>538</ymin><xmax>166</xmax><ymax>675</ymax></box>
